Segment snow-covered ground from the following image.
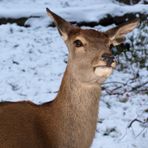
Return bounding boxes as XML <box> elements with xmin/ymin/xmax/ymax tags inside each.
<box><xmin>0</xmin><ymin>0</ymin><xmax>147</xmax><ymax>148</ymax></box>
<box><xmin>0</xmin><ymin>0</ymin><xmax>148</xmax><ymax>25</ymax></box>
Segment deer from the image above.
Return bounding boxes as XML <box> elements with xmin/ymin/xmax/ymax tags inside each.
<box><xmin>0</xmin><ymin>8</ymin><xmax>139</xmax><ymax>148</ymax></box>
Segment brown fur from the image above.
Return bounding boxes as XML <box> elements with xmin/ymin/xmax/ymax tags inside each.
<box><xmin>0</xmin><ymin>67</ymin><xmax>100</xmax><ymax>148</ymax></box>
<box><xmin>0</xmin><ymin>9</ymin><xmax>139</xmax><ymax>148</ymax></box>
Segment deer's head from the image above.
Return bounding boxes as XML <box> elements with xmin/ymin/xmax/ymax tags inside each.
<box><xmin>46</xmin><ymin>8</ymin><xmax>139</xmax><ymax>85</ymax></box>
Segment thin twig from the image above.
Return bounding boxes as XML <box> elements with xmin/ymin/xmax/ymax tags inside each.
<box><xmin>130</xmin><ymin>81</ymin><xmax>148</xmax><ymax>92</ymax></box>
<box><xmin>128</xmin><ymin>118</ymin><xmax>145</xmax><ymax>128</ymax></box>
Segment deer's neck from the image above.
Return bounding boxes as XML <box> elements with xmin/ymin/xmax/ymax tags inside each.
<box><xmin>55</xmin><ymin>66</ymin><xmax>101</xmax><ymax>131</ymax></box>
<box><xmin>47</xmin><ymin>66</ymin><xmax>101</xmax><ymax>147</ymax></box>
<box><xmin>56</xmin><ymin>66</ymin><xmax>101</xmax><ymax>106</ymax></box>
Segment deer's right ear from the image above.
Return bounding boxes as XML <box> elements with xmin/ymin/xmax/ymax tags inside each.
<box><xmin>46</xmin><ymin>8</ymin><xmax>73</xmax><ymax>41</ymax></box>
<box><xmin>106</xmin><ymin>19</ymin><xmax>140</xmax><ymax>46</ymax></box>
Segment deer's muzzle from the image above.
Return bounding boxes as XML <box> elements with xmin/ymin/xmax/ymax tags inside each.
<box><xmin>101</xmin><ymin>53</ymin><xmax>116</xmax><ymax>67</ymax></box>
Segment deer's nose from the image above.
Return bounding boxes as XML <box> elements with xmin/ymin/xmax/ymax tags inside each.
<box><xmin>101</xmin><ymin>53</ymin><xmax>115</xmax><ymax>67</ymax></box>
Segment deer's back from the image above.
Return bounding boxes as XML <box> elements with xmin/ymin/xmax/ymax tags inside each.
<box><xmin>0</xmin><ymin>101</ymin><xmax>51</xmax><ymax>148</ymax></box>
<box><xmin>0</xmin><ymin>100</ymin><xmax>96</xmax><ymax>148</ymax></box>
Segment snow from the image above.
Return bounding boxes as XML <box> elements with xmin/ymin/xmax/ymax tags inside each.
<box><xmin>0</xmin><ymin>0</ymin><xmax>147</xmax><ymax>148</ymax></box>
<box><xmin>0</xmin><ymin>24</ymin><xmax>66</xmax><ymax>103</ymax></box>
<box><xmin>0</xmin><ymin>0</ymin><xmax>148</xmax><ymax>24</ymax></box>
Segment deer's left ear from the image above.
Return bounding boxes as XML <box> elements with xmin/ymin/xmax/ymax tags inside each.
<box><xmin>106</xmin><ymin>19</ymin><xmax>140</xmax><ymax>46</ymax></box>
<box><xmin>46</xmin><ymin>8</ymin><xmax>74</xmax><ymax>41</ymax></box>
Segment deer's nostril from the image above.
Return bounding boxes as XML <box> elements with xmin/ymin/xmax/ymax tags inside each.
<box><xmin>101</xmin><ymin>53</ymin><xmax>115</xmax><ymax>66</ymax></box>
<box><xmin>102</xmin><ymin>53</ymin><xmax>113</xmax><ymax>60</ymax></box>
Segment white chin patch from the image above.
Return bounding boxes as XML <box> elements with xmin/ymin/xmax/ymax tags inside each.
<box><xmin>94</xmin><ymin>67</ymin><xmax>113</xmax><ymax>78</ymax></box>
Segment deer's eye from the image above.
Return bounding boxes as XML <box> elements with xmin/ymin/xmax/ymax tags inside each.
<box><xmin>73</xmin><ymin>40</ymin><xmax>83</xmax><ymax>47</ymax></box>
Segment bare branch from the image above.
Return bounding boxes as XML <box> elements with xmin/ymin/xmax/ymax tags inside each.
<box><xmin>128</xmin><ymin>118</ymin><xmax>147</xmax><ymax>128</ymax></box>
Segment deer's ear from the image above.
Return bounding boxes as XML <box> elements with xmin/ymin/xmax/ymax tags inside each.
<box><xmin>46</xmin><ymin>8</ymin><xmax>73</xmax><ymax>41</ymax></box>
<box><xmin>106</xmin><ymin>19</ymin><xmax>140</xmax><ymax>46</ymax></box>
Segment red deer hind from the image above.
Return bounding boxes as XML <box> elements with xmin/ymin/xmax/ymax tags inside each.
<box><xmin>0</xmin><ymin>8</ymin><xmax>139</xmax><ymax>148</ymax></box>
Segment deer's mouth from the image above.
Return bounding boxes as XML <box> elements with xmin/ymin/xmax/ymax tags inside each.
<box><xmin>93</xmin><ymin>60</ymin><xmax>116</xmax><ymax>68</ymax></box>
<box><xmin>93</xmin><ymin>60</ymin><xmax>116</xmax><ymax>77</ymax></box>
